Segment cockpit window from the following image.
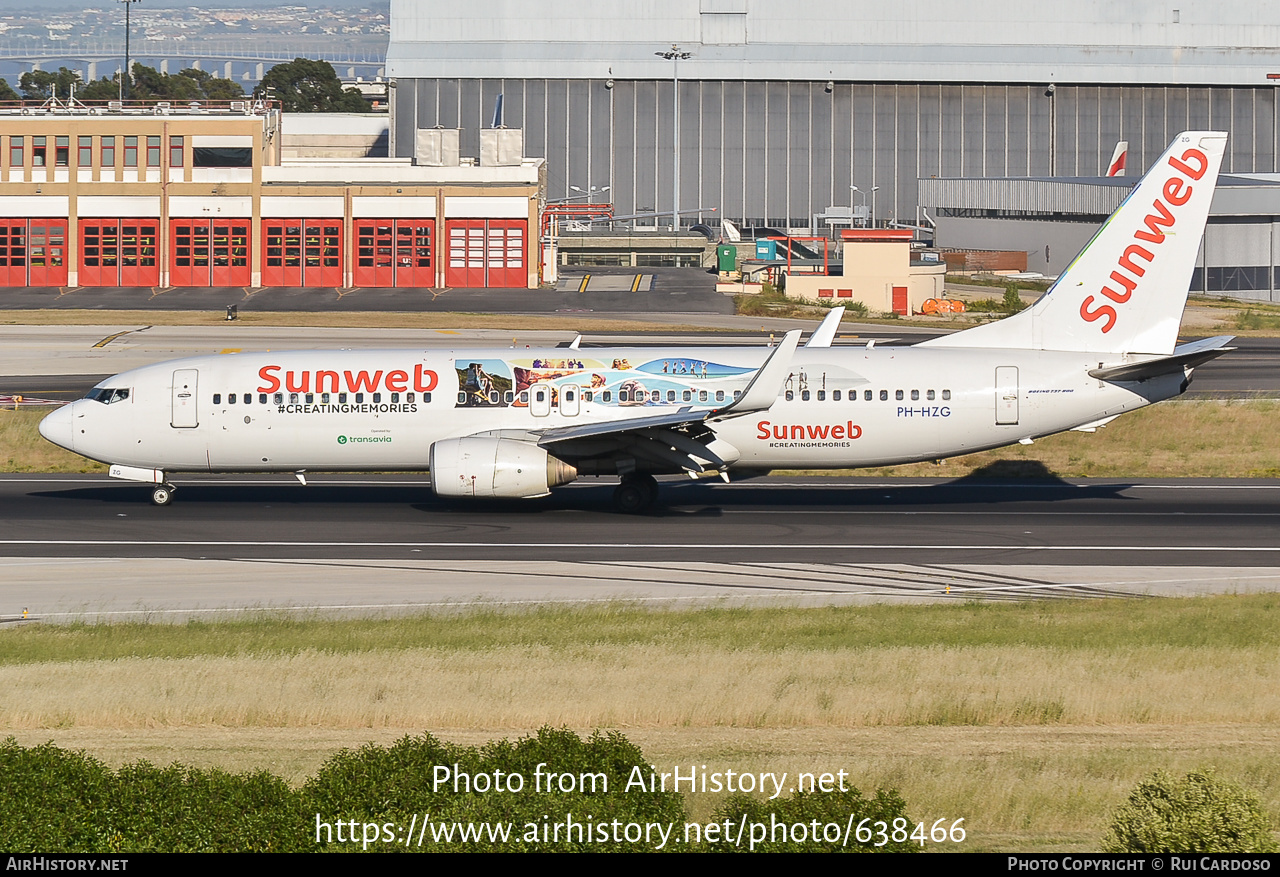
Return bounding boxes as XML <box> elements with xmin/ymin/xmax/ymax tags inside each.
<box><xmin>86</xmin><ymin>387</ymin><xmax>129</xmax><ymax>404</ymax></box>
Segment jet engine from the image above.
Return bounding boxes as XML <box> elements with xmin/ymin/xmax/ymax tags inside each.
<box><xmin>429</xmin><ymin>436</ymin><xmax>577</xmax><ymax>499</ymax></box>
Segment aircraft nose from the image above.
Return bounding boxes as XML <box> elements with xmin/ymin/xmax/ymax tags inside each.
<box><xmin>39</xmin><ymin>404</ymin><xmax>75</xmax><ymax>452</ymax></box>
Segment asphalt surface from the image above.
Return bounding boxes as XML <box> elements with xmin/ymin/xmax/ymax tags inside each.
<box><xmin>0</xmin><ymin>268</ymin><xmax>734</xmax><ymax>315</ymax></box>
<box><xmin>4</xmin><ymin>475</ymin><xmax>1280</xmax><ymax>620</ymax></box>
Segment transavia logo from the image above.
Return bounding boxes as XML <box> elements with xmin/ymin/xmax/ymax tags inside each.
<box><xmin>337</xmin><ymin>434</ymin><xmax>391</xmax><ymax>445</ymax></box>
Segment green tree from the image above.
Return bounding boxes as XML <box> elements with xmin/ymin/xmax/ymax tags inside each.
<box><xmin>0</xmin><ymin>78</ymin><xmax>18</xmax><ymax>102</ymax></box>
<box><xmin>1102</xmin><ymin>769</ymin><xmax>1279</xmax><ymax>853</ymax></box>
<box><xmin>76</xmin><ymin>63</ymin><xmax>245</xmax><ymax>104</ymax></box>
<box><xmin>258</xmin><ymin>57</ymin><xmax>368</xmax><ymax>113</ymax></box>
<box><xmin>19</xmin><ymin>67</ymin><xmax>81</xmax><ymax>101</ymax></box>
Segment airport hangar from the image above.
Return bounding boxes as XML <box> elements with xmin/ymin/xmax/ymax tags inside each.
<box><xmin>385</xmin><ymin>1</ymin><xmax>1280</xmax><ymax>299</ymax></box>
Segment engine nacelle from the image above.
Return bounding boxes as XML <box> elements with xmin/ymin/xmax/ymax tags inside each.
<box><xmin>430</xmin><ymin>437</ymin><xmax>577</xmax><ymax>499</ymax></box>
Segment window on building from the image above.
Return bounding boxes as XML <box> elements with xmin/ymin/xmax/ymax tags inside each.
<box><xmin>32</xmin><ymin>136</ymin><xmax>45</xmax><ymax>167</ymax></box>
<box><xmin>9</xmin><ymin>137</ymin><xmax>22</xmax><ymax>168</ymax></box>
<box><xmin>192</xmin><ymin>146</ymin><xmax>253</xmax><ymax>168</ymax></box>
<box><xmin>55</xmin><ymin>136</ymin><xmax>69</xmax><ymax>167</ymax></box>
<box><xmin>146</xmin><ymin>136</ymin><xmax>160</xmax><ymax>167</ymax></box>
<box><xmin>123</xmin><ymin>136</ymin><xmax>137</xmax><ymax>167</ymax></box>
<box><xmin>169</xmin><ymin>135</ymin><xmax>183</xmax><ymax>168</ymax></box>
<box><xmin>101</xmin><ymin>136</ymin><xmax>115</xmax><ymax>168</ymax></box>
<box><xmin>78</xmin><ymin>136</ymin><xmax>92</xmax><ymax>167</ymax></box>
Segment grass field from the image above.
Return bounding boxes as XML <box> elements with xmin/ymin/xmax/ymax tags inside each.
<box><xmin>4</xmin><ymin>398</ymin><xmax>1277</xmax><ymax>477</ymax></box>
<box><xmin>1</xmin><ymin>598</ymin><xmax>1278</xmax><ymax>851</ymax></box>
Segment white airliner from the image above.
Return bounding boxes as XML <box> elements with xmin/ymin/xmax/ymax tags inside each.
<box><xmin>40</xmin><ymin>131</ymin><xmax>1233</xmax><ymax>513</ymax></box>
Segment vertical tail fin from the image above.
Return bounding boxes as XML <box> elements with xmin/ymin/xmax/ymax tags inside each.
<box><xmin>1106</xmin><ymin>140</ymin><xmax>1129</xmax><ymax>177</ymax></box>
<box><xmin>924</xmin><ymin>131</ymin><xmax>1227</xmax><ymax>355</ymax></box>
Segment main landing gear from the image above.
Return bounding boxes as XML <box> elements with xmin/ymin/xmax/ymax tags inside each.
<box><xmin>150</xmin><ymin>483</ymin><xmax>176</xmax><ymax>506</ymax></box>
<box><xmin>612</xmin><ymin>473</ymin><xmax>659</xmax><ymax>514</ymax></box>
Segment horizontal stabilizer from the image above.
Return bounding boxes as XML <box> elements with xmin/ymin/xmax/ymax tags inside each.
<box><xmin>1088</xmin><ymin>335</ymin><xmax>1235</xmax><ymax>382</ymax></box>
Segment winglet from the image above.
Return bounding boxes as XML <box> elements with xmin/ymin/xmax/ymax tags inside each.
<box><xmin>711</xmin><ymin>329</ymin><xmax>801</xmax><ymax>418</ymax></box>
<box><xmin>804</xmin><ymin>306</ymin><xmax>845</xmax><ymax>348</ymax></box>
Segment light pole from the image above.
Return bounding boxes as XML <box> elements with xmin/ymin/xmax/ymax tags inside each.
<box><xmin>569</xmin><ymin>184</ymin><xmax>610</xmax><ymax>203</ymax></box>
<box><xmin>119</xmin><ymin>0</ymin><xmax>141</xmax><ymax>101</ymax></box>
<box><xmin>851</xmin><ymin>185</ymin><xmax>879</xmax><ymax>227</ymax></box>
<box><xmin>655</xmin><ymin>44</ymin><xmax>692</xmax><ymax>231</ymax></box>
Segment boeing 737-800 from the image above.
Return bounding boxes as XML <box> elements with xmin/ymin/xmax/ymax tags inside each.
<box><xmin>40</xmin><ymin>131</ymin><xmax>1234</xmax><ymax>513</ymax></box>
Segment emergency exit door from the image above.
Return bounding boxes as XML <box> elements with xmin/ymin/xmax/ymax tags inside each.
<box><xmin>171</xmin><ymin>368</ymin><xmax>198</xmax><ymax>428</ymax></box>
<box><xmin>995</xmin><ymin>366</ymin><xmax>1019</xmax><ymax>425</ymax></box>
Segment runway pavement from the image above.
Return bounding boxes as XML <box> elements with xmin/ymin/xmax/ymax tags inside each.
<box><xmin>3</xmin><ymin>474</ymin><xmax>1280</xmax><ymax>622</ymax></box>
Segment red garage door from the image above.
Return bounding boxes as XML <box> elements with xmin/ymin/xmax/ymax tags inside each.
<box><xmin>353</xmin><ymin>220</ymin><xmax>434</xmax><ymax>288</ymax></box>
<box><xmin>445</xmin><ymin>219</ymin><xmax>526</xmax><ymax>288</ymax></box>
<box><xmin>171</xmin><ymin>219</ymin><xmax>250</xmax><ymax>287</ymax></box>
<box><xmin>79</xmin><ymin>219</ymin><xmax>158</xmax><ymax>287</ymax></box>
<box><xmin>262</xmin><ymin>219</ymin><xmax>342</xmax><ymax>287</ymax></box>
<box><xmin>0</xmin><ymin>220</ymin><xmax>68</xmax><ymax>287</ymax></box>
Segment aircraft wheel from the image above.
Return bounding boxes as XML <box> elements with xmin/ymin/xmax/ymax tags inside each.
<box><xmin>151</xmin><ymin>484</ymin><xmax>175</xmax><ymax>507</ymax></box>
<box><xmin>613</xmin><ymin>474</ymin><xmax>658</xmax><ymax>514</ymax></box>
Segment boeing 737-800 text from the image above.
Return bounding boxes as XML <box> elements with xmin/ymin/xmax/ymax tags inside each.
<box><xmin>40</xmin><ymin>131</ymin><xmax>1234</xmax><ymax>512</ymax></box>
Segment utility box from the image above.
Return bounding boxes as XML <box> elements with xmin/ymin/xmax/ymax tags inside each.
<box><xmin>755</xmin><ymin>239</ymin><xmax>778</xmax><ymax>260</ymax></box>
<box><xmin>415</xmin><ymin>128</ymin><xmax>460</xmax><ymax>167</ymax></box>
<box><xmin>716</xmin><ymin>244</ymin><xmax>737</xmax><ymax>272</ymax></box>
<box><xmin>481</xmin><ymin>128</ymin><xmax>524</xmax><ymax>167</ymax></box>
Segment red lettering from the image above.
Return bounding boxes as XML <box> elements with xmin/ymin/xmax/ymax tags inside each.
<box><xmin>832</xmin><ymin>424</ymin><xmax>845</xmax><ymax>439</ymax></box>
<box><xmin>1118</xmin><ymin>244</ymin><xmax>1154</xmax><ymax>278</ymax></box>
<box><xmin>1163</xmin><ymin>176</ymin><xmax>1191</xmax><ymax>206</ymax></box>
<box><xmin>1134</xmin><ymin>199</ymin><xmax>1176</xmax><ymax>245</ymax></box>
<box><xmin>848</xmin><ymin>422</ymin><xmax>862</xmax><ymax>439</ymax></box>
<box><xmin>758</xmin><ymin>421</ymin><xmax>771</xmax><ymax>440</ymax></box>
<box><xmin>806</xmin><ymin>424</ymin><xmax>830</xmax><ymax>439</ymax></box>
<box><xmin>386</xmin><ymin>370</ymin><xmax>408</xmax><ymax>392</ymax></box>
<box><xmin>773</xmin><ymin>425</ymin><xmax>787</xmax><ymax>440</ymax></box>
<box><xmin>1101</xmin><ymin>269</ymin><xmax>1138</xmax><ymax>304</ymax></box>
<box><xmin>1168</xmin><ymin>147</ymin><xmax>1208</xmax><ymax>181</ymax></box>
<box><xmin>315</xmin><ymin>370</ymin><xmax>339</xmax><ymax>393</ymax></box>
<box><xmin>1080</xmin><ymin>296</ymin><xmax>1117</xmax><ymax>333</ymax></box>
<box><xmin>345</xmin><ymin>370</ymin><xmax>383</xmax><ymax>393</ymax></box>
<box><xmin>790</xmin><ymin>425</ymin><xmax>804</xmax><ymax>439</ymax></box>
<box><xmin>256</xmin><ymin>365</ymin><xmax>281</xmax><ymax>394</ymax></box>
<box><xmin>414</xmin><ymin>364</ymin><xmax>438</xmax><ymax>393</ymax></box>
<box><xmin>285</xmin><ymin>370</ymin><xmax>309</xmax><ymax>393</ymax></box>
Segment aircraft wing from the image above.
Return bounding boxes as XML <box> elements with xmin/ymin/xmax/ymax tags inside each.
<box><xmin>524</xmin><ymin>329</ymin><xmax>802</xmax><ymax>473</ymax></box>
<box><xmin>1088</xmin><ymin>335</ymin><xmax>1235</xmax><ymax>382</ymax></box>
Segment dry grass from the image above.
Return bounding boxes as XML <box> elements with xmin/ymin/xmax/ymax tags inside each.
<box><xmin>2</xmin><ymin>597</ymin><xmax>1279</xmax><ymax>851</ymax></box>
<box><xmin>0</xmin><ymin>309</ymin><xmax>726</xmax><ymax>333</ymax></box>
<box><xmin>780</xmin><ymin>400</ymin><xmax>1280</xmax><ymax>479</ymax></box>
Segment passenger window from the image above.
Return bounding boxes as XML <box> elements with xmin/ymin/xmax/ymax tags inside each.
<box><xmin>504</xmin><ymin>391</ymin><xmax>513</xmax><ymax>403</ymax></box>
<box><xmin>733</xmin><ymin>390</ymin><xmax>741</xmax><ymax>399</ymax></box>
<box><xmin>391</xmin><ymin>392</ymin><xmax>400</xmax><ymax>403</ymax></box>
<box><xmin>865</xmin><ymin>390</ymin><xmax>873</xmax><ymax>401</ymax></box>
<box><xmin>519</xmin><ymin>390</ymin><xmax>528</xmax><ymax>403</ymax></box>
<box><xmin>355</xmin><ymin>393</ymin><xmax>364</xmax><ymax>404</ymax></box>
<box><xmin>895</xmin><ymin>390</ymin><xmax>904</xmax><ymax>401</ymax></box>
<box><xmin>488</xmin><ymin>391</ymin><xmax>498</xmax><ymax>404</ymax></box>
<box><xmin>619</xmin><ymin>390</ymin><xmax>630</xmax><ymax>402</ymax></box>
<box><xmin>228</xmin><ymin>393</ymin><xmax>236</xmax><ymax>405</ymax></box>
<box><xmin>667</xmin><ymin>390</ymin><xmax>676</xmax><ymax>402</ymax></box>
<box><xmin>602</xmin><ymin>391</ymin><xmax>612</xmax><ymax>402</ymax></box>
<box><xmin>927</xmin><ymin>390</ymin><xmax>935</xmax><ymax>401</ymax></box>
<box><xmin>801</xmin><ymin>390</ymin><xmax>811</xmax><ymax>401</ymax></box>
<box><xmin>213</xmin><ymin>393</ymin><xmax>221</xmax><ymax>404</ymax></box>
<box><xmin>911</xmin><ymin>390</ymin><xmax>919</xmax><ymax>401</ymax></box>
<box><xmin>715</xmin><ymin>390</ymin><xmax>725</xmax><ymax>402</ymax></box>
<box><xmin>879</xmin><ymin>390</ymin><xmax>888</xmax><ymax>401</ymax></box>
<box><xmin>273</xmin><ymin>393</ymin><xmax>283</xmax><ymax>405</ymax></box>
<box><xmin>458</xmin><ymin>392</ymin><xmax>468</xmax><ymax>404</ymax></box>
<box><xmin>423</xmin><ymin>392</ymin><xmax>432</xmax><ymax>402</ymax></box>
<box><xmin>785</xmin><ymin>390</ymin><xmax>794</xmax><ymax>401</ymax></box>
<box><xmin>406</xmin><ymin>393</ymin><xmax>414</xmax><ymax>403</ymax></box>
<box><xmin>565</xmin><ymin>389</ymin><xmax>575</xmax><ymax>403</ymax></box>
<box><xmin>339</xmin><ymin>393</ymin><xmax>348</xmax><ymax>404</ymax></box>
<box><xmin>942</xmin><ymin>389</ymin><xmax>952</xmax><ymax>400</ymax></box>
<box><xmin>258</xmin><ymin>394</ymin><xmax>267</xmax><ymax>404</ymax></box>
<box><xmin>650</xmin><ymin>390</ymin><xmax>660</xmax><ymax>403</ymax></box>
<box><xmin>583</xmin><ymin>390</ymin><xmax>592</xmax><ymax>402</ymax></box>
<box><xmin>833</xmin><ymin>390</ymin><xmax>842</xmax><ymax>401</ymax></box>
<box><xmin>372</xmin><ymin>393</ymin><xmax>381</xmax><ymax>403</ymax></box>
<box><xmin>322</xmin><ymin>393</ymin><xmax>331</xmax><ymax>404</ymax></box>
<box><xmin>682</xmin><ymin>390</ymin><xmax>692</xmax><ymax>402</ymax></box>
<box><xmin>290</xmin><ymin>393</ymin><xmax>299</xmax><ymax>404</ymax></box>
<box><xmin>305</xmin><ymin>394</ymin><xmax>314</xmax><ymax>404</ymax></box>
<box><xmin>817</xmin><ymin>390</ymin><xmax>826</xmax><ymax>401</ymax></box>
